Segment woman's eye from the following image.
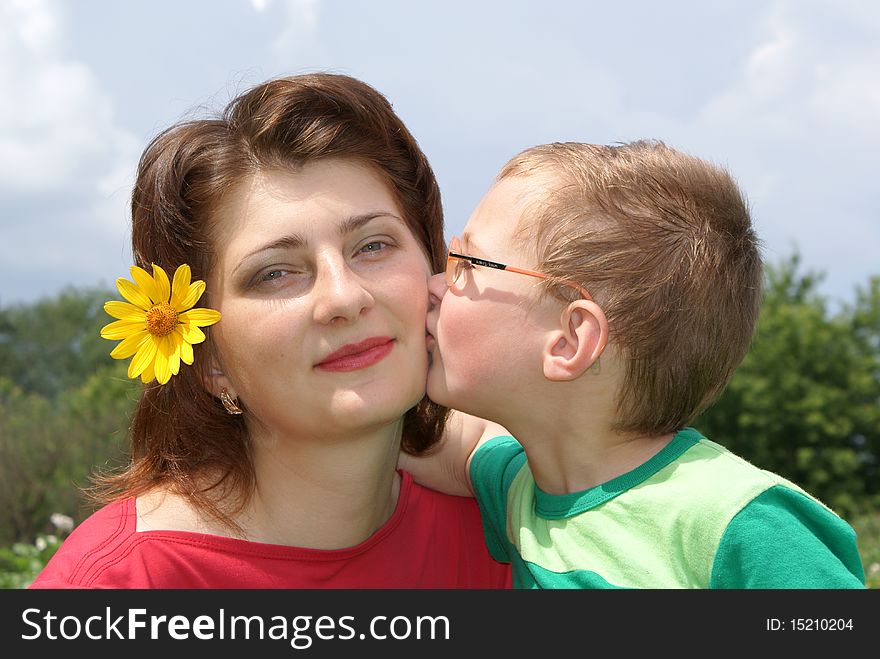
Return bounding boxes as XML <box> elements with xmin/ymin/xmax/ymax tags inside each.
<box><xmin>253</xmin><ymin>268</ymin><xmax>298</xmax><ymax>288</ymax></box>
<box><xmin>359</xmin><ymin>240</ymin><xmax>387</xmax><ymax>254</ymax></box>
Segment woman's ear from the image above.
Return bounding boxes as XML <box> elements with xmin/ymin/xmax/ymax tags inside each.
<box><xmin>203</xmin><ymin>363</ymin><xmax>233</xmax><ymax>398</ymax></box>
<box><xmin>542</xmin><ymin>300</ymin><xmax>608</xmax><ymax>381</ymax></box>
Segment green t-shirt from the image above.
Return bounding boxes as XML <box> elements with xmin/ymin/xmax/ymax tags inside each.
<box><xmin>470</xmin><ymin>428</ymin><xmax>866</xmax><ymax>589</ymax></box>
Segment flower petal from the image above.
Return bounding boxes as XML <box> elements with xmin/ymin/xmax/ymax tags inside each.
<box><xmin>104</xmin><ymin>301</ymin><xmax>147</xmax><ymax>322</ymax></box>
<box><xmin>129</xmin><ymin>266</ymin><xmax>161</xmax><ymax>304</ymax></box>
<box><xmin>179</xmin><ymin>308</ymin><xmax>221</xmax><ymax>327</ymax></box>
<box><xmin>159</xmin><ymin>333</ymin><xmax>179</xmax><ymax>356</ymax></box>
<box><xmin>168</xmin><ymin>343</ymin><xmax>181</xmax><ymax>376</ymax></box>
<box><xmin>116</xmin><ymin>278</ymin><xmax>152</xmax><ymax>310</ymax></box>
<box><xmin>173</xmin><ymin>326</ymin><xmax>196</xmax><ymax>366</ymax></box>
<box><xmin>110</xmin><ymin>331</ymin><xmax>149</xmax><ymax>359</ymax></box>
<box><xmin>170</xmin><ymin>264</ymin><xmax>193</xmax><ymax>310</ymax></box>
<box><xmin>153</xmin><ymin>340</ymin><xmax>172</xmax><ymax>384</ymax></box>
<box><xmin>140</xmin><ymin>360</ymin><xmax>156</xmax><ymax>383</ymax></box>
<box><xmin>175</xmin><ymin>280</ymin><xmax>206</xmax><ymax>312</ymax></box>
<box><xmin>128</xmin><ymin>336</ymin><xmax>159</xmax><ymax>379</ymax></box>
<box><xmin>179</xmin><ymin>322</ymin><xmax>206</xmax><ymax>344</ymax></box>
<box><xmin>180</xmin><ymin>339</ymin><xmax>194</xmax><ymax>365</ymax></box>
<box><xmin>100</xmin><ymin>319</ymin><xmax>147</xmax><ymax>340</ymax></box>
<box><xmin>152</xmin><ymin>264</ymin><xmax>171</xmax><ymax>303</ymax></box>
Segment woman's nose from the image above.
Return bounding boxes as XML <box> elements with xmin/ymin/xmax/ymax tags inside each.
<box><xmin>311</xmin><ymin>255</ymin><xmax>374</xmax><ymax>324</ymax></box>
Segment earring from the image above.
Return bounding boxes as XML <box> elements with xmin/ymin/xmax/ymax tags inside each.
<box><xmin>590</xmin><ymin>358</ymin><xmax>601</xmax><ymax>375</ymax></box>
<box><xmin>220</xmin><ymin>388</ymin><xmax>243</xmax><ymax>415</ymax></box>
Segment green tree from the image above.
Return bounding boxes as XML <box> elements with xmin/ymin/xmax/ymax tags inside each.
<box><xmin>0</xmin><ymin>286</ymin><xmax>137</xmax><ymax>545</ymax></box>
<box><xmin>0</xmin><ymin>286</ymin><xmax>116</xmax><ymax>398</ymax></box>
<box><xmin>695</xmin><ymin>255</ymin><xmax>880</xmax><ymax>517</ymax></box>
<box><xmin>0</xmin><ymin>378</ymin><xmax>59</xmax><ymax>544</ymax></box>
<box><xmin>0</xmin><ymin>363</ymin><xmax>136</xmax><ymax>545</ymax></box>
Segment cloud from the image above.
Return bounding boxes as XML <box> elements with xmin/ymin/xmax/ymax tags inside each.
<box><xmin>691</xmin><ymin>0</ymin><xmax>880</xmax><ymax>301</ymax></box>
<box><xmin>701</xmin><ymin>1</ymin><xmax>880</xmax><ymax>142</ymax></box>
<box><xmin>269</xmin><ymin>0</ymin><xmax>322</xmax><ymax>59</ymax></box>
<box><xmin>2</xmin><ymin>0</ymin><xmax>875</xmax><ymax>307</ymax></box>
<box><xmin>0</xmin><ymin>0</ymin><xmax>139</xmax><ymax>302</ymax></box>
<box><xmin>0</xmin><ymin>0</ymin><xmax>140</xmax><ymax>200</ymax></box>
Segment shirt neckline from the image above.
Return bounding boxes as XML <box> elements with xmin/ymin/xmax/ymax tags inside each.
<box><xmin>533</xmin><ymin>427</ymin><xmax>702</xmax><ymax>519</ymax></box>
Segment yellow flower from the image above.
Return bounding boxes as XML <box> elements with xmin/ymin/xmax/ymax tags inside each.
<box><xmin>100</xmin><ymin>264</ymin><xmax>221</xmax><ymax>384</ymax></box>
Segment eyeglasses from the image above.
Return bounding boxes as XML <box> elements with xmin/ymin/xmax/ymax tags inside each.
<box><xmin>445</xmin><ymin>235</ymin><xmax>593</xmax><ymax>300</ymax></box>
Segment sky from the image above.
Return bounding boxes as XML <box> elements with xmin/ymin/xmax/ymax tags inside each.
<box><xmin>1</xmin><ymin>0</ymin><xmax>878</xmax><ymax>309</ymax></box>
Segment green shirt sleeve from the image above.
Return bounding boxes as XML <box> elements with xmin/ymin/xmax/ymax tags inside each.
<box><xmin>470</xmin><ymin>435</ymin><xmax>526</xmax><ymax>564</ymax></box>
<box><xmin>710</xmin><ymin>485</ymin><xmax>866</xmax><ymax>588</ymax></box>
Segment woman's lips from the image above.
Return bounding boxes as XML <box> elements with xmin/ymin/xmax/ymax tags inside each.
<box><xmin>315</xmin><ymin>337</ymin><xmax>395</xmax><ymax>372</ymax></box>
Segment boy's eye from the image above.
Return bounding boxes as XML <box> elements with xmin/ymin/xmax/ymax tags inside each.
<box><xmin>450</xmin><ymin>258</ymin><xmax>474</xmax><ymax>286</ymax></box>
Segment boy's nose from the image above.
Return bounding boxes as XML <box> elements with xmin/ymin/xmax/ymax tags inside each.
<box><xmin>427</xmin><ymin>272</ymin><xmax>447</xmax><ymax>307</ymax></box>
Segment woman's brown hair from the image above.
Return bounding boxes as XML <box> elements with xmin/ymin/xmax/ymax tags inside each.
<box><xmin>92</xmin><ymin>73</ymin><xmax>448</xmax><ymax>529</ymax></box>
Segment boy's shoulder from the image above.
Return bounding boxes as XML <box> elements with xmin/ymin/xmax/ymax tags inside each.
<box><xmin>472</xmin><ymin>428</ymin><xmax>827</xmax><ymax>515</ymax></box>
<box><xmin>471</xmin><ymin>431</ymin><xmax>524</xmax><ymax>463</ymax></box>
<box><xmin>470</xmin><ymin>434</ymin><xmax>526</xmax><ymax>481</ymax></box>
<box><xmin>469</xmin><ymin>434</ymin><xmax>528</xmax><ymax>514</ymax></box>
<box><xmin>673</xmin><ymin>429</ymin><xmax>827</xmax><ymax>512</ymax></box>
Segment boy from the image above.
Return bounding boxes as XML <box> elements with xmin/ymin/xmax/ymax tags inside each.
<box><xmin>401</xmin><ymin>140</ymin><xmax>865</xmax><ymax>588</ymax></box>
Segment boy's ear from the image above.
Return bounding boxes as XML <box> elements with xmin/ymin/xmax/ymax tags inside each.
<box><xmin>542</xmin><ymin>300</ymin><xmax>608</xmax><ymax>382</ymax></box>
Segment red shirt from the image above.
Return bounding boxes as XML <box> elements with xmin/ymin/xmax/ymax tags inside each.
<box><xmin>29</xmin><ymin>471</ymin><xmax>511</xmax><ymax>589</ymax></box>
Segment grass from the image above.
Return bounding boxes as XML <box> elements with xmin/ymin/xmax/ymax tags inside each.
<box><xmin>852</xmin><ymin>510</ymin><xmax>880</xmax><ymax>589</ymax></box>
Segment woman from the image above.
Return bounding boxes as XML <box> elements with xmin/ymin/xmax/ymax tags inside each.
<box><xmin>29</xmin><ymin>73</ymin><xmax>510</xmax><ymax>588</ymax></box>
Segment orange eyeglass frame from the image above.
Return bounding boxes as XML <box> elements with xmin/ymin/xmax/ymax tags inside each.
<box><xmin>445</xmin><ymin>235</ymin><xmax>594</xmax><ymax>301</ymax></box>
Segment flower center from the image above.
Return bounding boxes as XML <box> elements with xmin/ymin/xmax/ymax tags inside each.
<box><xmin>145</xmin><ymin>303</ymin><xmax>179</xmax><ymax>337</ymax></box>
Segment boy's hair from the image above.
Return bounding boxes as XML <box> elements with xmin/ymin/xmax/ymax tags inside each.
<box><xmin>499</xmin><ymin>140</ymin><xmax>762</xmax><ymax>435</ymax></box>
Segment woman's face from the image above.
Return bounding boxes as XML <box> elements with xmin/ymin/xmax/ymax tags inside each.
<box><xmin>208</xmin><ymin>158</ymin><xmax>432</xmax><ymax>440</ymax></box>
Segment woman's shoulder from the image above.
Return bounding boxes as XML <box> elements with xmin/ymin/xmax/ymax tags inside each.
<box><xmin>134</xmin><ymin>487</ymin><xmax>228</xmax><ymax>534</ymax></box>
<box><xmin>28</xmin><ymin>499</ymin><xmax>139</xmax><ymax>588</ymax></box>
<box><xmin>28</xmin><ymin>494</ymin><xmax>250</xmax><ymax>589</ymax></box>
<box><xmin>28</xmin><ymin>491</ymin><xmax>228</xmax><ymax>589</ymax></box>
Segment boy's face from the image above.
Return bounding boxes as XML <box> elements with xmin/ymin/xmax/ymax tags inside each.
<box><xmin>426</xmin><ymin>176</ymin><xmax>558</xmax><ymax>421</ymax></box>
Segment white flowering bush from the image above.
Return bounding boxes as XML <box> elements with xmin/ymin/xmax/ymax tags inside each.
<box><xmin>0</xmin><ymin>514</ymin><xmax>72</xmax><ymax>589</ymax></box>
